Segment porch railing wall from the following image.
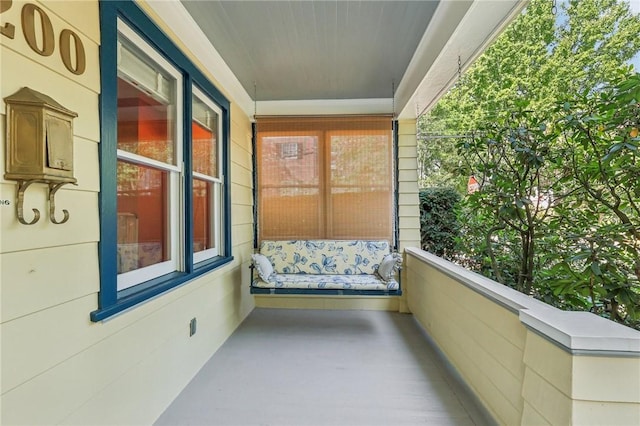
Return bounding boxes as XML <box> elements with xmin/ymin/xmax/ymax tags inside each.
<box><xmin>406</xmin><ymin>247</ymin><xmax>640</xmax><ymax>425</ymax></box>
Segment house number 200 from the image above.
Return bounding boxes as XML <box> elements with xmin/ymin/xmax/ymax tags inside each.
<box><xmin>1</xmin><ymin>0</ymin><xmax>86</xmax><ymax>75</ymax></box>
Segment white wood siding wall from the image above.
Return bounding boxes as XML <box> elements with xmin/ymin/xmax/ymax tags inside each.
<box><xmin>0</xmin><ymin>1</ymin><xmax>255</xmax><ymax>424</ymax></box>
<box><xmin>406</xmin><ymin>248</ymin><xmax>640</xmax><ymax>426</ymax></box>
<box><xmin>407</xmin><ymin>255</ymin><xmax>527</xmax><ymax>424</ymax></box>
<box><xmin>396</xmin><ymin>119</ymin><xmax>421</xmax><ymax>313</ymax></box>
<box><xmin>396</xmin><ymin>119</ymin><xmax>421</xmax><ymax>250</ymax></box>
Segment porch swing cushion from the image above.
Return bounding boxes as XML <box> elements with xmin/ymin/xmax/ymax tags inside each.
<box><xmin>251</xmin><ymin>240</ymin><xmax>402</xmax><ymax>292</ymax></box>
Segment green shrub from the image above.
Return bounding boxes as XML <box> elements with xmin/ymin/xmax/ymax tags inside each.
<box><xmin>419</xmin><ymin>188</ymin><xmax>461</xmax><ymax>258</ymax></box>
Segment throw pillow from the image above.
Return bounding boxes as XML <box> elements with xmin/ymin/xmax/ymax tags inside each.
<box><xmin>376</xmin><ymin>253</ymin><xmax>402</xmax><ymax>282</ymax></box>
<box><xmin>252</xmin><ymin>253</ymin><xmax>274</xmax><ymax>282</ymax></box>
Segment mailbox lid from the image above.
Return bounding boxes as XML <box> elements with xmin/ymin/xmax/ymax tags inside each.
<box><xmin>4</xmin><ymin>87</ymin><xmax>78</xmax><ymax>118</ymax></box>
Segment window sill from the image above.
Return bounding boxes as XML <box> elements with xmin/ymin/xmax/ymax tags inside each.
<box><xmin>90</xmin><ymin>255</ymin><xmax>234</xmax><ymax>322</ymax></box>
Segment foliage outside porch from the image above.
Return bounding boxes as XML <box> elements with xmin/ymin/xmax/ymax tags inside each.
<box><xmin>417</xmin><ymin>0</ymin><xmax>640</xmax><ymax>329</ymax></box>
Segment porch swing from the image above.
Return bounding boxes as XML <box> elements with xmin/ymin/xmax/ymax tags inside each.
<box><xmin>249</xmin><ymin>239</ymin><xmax>403</xmax><ymax>296</ymax></box>
<box><xmin>249</xmin><ymin>113</ymin><xmax>403</xmax><ymax>296</ymax></box>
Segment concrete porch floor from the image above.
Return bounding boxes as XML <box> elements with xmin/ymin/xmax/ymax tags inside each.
<box><xmin>155</xmin><ymin>308</ymin><xmax>492</xmax><ymax>426</ymax></box>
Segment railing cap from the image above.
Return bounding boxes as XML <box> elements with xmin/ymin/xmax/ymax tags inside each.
<box><xmin>406</xmin><ymin>247</ymin><xmax>640</xmax><ymax>357</ymax></box>
<box><xmin>520</xmin><ymin>309</ymin><xmax>640</xmax><ymax>355</ymax></box>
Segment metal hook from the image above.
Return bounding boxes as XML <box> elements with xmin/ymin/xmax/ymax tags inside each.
<box><xmin>16</xmin><ymin>180</ymin><xmax>41</xmax><ymax>225</ymax></box>
<box><xmin>49</xmin><ymin>182</ymin><xmax>71</xmax><ymax>224</ymax></box>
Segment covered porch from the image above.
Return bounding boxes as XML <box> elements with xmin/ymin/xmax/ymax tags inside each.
<box><xmin>1</xmin><ymin>1</ymin><xmax>639</xmax><ymax>425</ymax></box>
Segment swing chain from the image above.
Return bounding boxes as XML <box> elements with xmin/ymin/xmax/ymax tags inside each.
<box><xmin>551</xmin><ymin>0</ymin><xmax>557</xmax><ymax>15</ymax></box>
<box><xmin>253</xmin><ymin>81</ymin><xmax>257</xmax><ymax>120</ymax></box>
<box><xmin>392</xmin><ymin>80</ymin><xmax>396</xmax><ymax>119</ymax></box>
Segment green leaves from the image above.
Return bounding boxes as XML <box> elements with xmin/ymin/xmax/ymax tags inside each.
<box><xmin>454</xmin><ymin>73</ymin><xmax>640</xmax><ymax>329</ymax></box>
<box><xmin>416</xmin><ymin>0</ymin><xmax>640</xmax><ymax>329</ymax></box>
<box><xmin>419</xmin><ymin>188</ymin><xmax>462</xmax><ymax>258</ymax></box>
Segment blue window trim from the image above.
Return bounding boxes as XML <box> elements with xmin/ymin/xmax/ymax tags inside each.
<box><xmin>393</xmin><ymin>120</ymin><xmax>399</xmax><ymax>250</ymax></box>
<box><xmin>92</xmin><ymin>1</ymin><xmax>233</xmax><ymax>322</ymax></box>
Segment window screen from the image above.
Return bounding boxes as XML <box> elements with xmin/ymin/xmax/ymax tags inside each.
<box><xmin>255</xmin><ymin>115</ymin><xmax>395</xmax><ymax>242</ymax></box>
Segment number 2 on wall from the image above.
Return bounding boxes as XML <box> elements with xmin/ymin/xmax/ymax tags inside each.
<box><xmin>0</xmin><ymin>0</ymin><xmax>86</xmax><ymax>75</ymax></box>
<box><xmin>0</xmin><ymin>0</ymin><xmax>15</xmax><ymax>38</ymax></box>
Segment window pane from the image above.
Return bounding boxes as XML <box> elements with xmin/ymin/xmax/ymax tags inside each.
<box><xmin>261</xmin><ymin>187</ymin><xmax>322</xmax><ymax>239</ymax></box>
<box><xmin>117</xmin><ymin>42</ymin><xmax>177</xmax><ymax>165</ymax></box>
<box><xmin>330</xmin><ymin>133</ymin><xmax>391</xmax><ymax>186</ymax></box>
<box><xmin>117</xmin><ymin>161</ymin><xmax>171</xmax><ymax>274</ymax></box>
<box><xmin>258</xmin><ymin>135</ymin><xmax>322</xmax><ymax>239</ymax></box>
<box><xmin>118</xmin><ymin>41</ymin><xmax>173</xmax><ymax>101</ymax></box>
<box><xmin>260</xmin><ymin>136</ymin><xmax>319</xmax><ymax>186</ymax></box>
<box><xmin>192</xmin><ymin>96</ymin><xmax>219</xmax><ymax>177</ymax></box>
<box><xmin>329</xmin><ymin>132</ymin><xmax>392</xmax><ymax>239</ymax></box>
<box><xmin>193</xmin><ymin>178</ymin><xmax>215</xmax><ymax>253</ymax></box>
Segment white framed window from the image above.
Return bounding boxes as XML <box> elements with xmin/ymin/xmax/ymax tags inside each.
<box><xmin>94</xmin><ymin>2</ymin><xmax>232</xmax><ymax>322</ymax></box>
<box><xmin>191</xmin><ymin>86</ymin><xmax>223</xmax><ymax>263</ymax></box>
<box><xmin>279</xmin><ymin>141</ymin><xmax>302</xmax><ymax>159</ymax></box>
<box><xmin>115</xmin><ymin>20</ymin><xmax>184</xmax><ymax>291</ymax></box>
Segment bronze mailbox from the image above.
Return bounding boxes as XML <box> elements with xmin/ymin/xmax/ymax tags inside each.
<box><xmin>4</xmin><ymin>87</ymin><xmax>78</xmax><ymax>224</ymax></box>
<box><xmin>5</xmin><ymin>87</ymin><xmax>77</xmax><ymax>182</ymax></box>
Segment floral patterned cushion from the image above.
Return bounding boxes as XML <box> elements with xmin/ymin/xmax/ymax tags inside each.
<box><xmin>258</xmin><ymin>240</ymin><xmax>391</xmax><ymax>275</ymax></box>
<box><xmin>252</xmin><ymin>273</ymin><xmax>399</xmax><ymax>291</ymax></box>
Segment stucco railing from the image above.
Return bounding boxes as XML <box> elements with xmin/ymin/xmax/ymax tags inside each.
<box><xmin>405</xmin><ymin>247</ymin><xmax>640</xmax><ymax>426</ymax></box>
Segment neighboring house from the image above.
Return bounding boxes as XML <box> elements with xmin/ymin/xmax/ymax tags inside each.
<box><xmin>1</xmin><ymin>1</ymin><xmax>638</xmax><ymax>425</ymax></box>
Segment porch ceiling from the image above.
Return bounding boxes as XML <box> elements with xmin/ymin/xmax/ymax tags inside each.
<box><xmin>180</xmin><ymin>0</ymin><xmax>439</xmax><ymax>102</ymax></box>
<box><xmin>153</xmin><ymin>1</ymin><xmax>527</xmax><ymax>118</ymax></box>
